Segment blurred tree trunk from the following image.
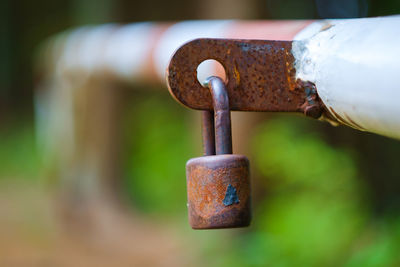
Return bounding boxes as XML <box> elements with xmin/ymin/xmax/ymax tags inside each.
<box><xmin>198</xmin><ymin>0</ymin><xmax>258</xmax><ymax>19</ymax></box>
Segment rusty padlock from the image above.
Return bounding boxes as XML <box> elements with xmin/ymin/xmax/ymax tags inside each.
<box><xmin>186</xmin><ymin>76</ymin><xmax>251</xmax><ymax>229</ymax></box>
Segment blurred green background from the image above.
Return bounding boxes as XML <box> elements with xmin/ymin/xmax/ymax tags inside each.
<box><xmin>2</xmin><ymin>0</ymin><xmax>400</xmax><ymax>266</ymax></box>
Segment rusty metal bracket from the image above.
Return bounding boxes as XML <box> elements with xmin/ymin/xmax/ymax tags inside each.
<box><xmin>167</xmin><ymin>38</ymin><xmax>323</xmax><ymax>118</ymax></box>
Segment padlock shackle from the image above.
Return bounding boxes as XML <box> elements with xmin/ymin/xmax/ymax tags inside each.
<box><xmin>204</xmin><ymin>76</ymin><xmax>232</xmax><ymax>155</ymax></box>
<box><xmin>202</xmin><ymin>110</ymin><xmax>216</xmax><ymax>156</ymax></box>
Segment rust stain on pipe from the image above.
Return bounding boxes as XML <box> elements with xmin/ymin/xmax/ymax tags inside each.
<box><xmin>328</xmin><ymin>107</ymin><xmax>366</xmax><ymax>131</ymax></box>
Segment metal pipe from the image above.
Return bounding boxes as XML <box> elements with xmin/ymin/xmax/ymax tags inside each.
<box><xmin>36</xmin><ymin>16</ymin><xmax>400</xmax><ymax>140</ymax></box>
<box><xmin>201</xmin><ymin>110</ymin><xmax>215</xmax><ymax>156</ymax></box>
<box><xmin>35</xmin><ymin>20</ymin><xmax>312</xmax><ymax>85</ymax></box>
<box><xmin>292</xmin><ymin>16</ymin><xmax>400</xmax><ymax>139</ymax></box>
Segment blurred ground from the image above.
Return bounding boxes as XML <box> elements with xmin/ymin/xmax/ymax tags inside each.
<box><xmin>0</xmin><ymin>180</ymin><xmax>197</xmax><ymax>267</ymax></box>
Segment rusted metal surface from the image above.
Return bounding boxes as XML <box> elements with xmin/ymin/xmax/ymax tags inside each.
<box><xmin>186</xmin><ymin>76</ymin><xmax>251</xmax><ymax>229</ymax></box>
<box><xmin>204</xmin><ymin>76</ymin><xmax>232</xmax><ymax>155</ymax></box>
<box><xmin>186</xmin><ymin>155</ymin><xmax>251</xmax><ymax>229</ymax></box>
<box><xmin>202</xmin><ymin>110</ymin><xmax>215</xmax><ymax>156</ymax></box>
<box><xmin>167</xmin><ymin>38</ymin><xmax>324</xmax><ymax>117</ymax></box>
<box><xmin>298</xmin><ymin>81</ymin><xmax>324</xmax><ymax>119</ymax></box>
<box><xmin>171</xmin><ymin>40</ymin><xmax>329</xmax><ymax>229</ymax></box>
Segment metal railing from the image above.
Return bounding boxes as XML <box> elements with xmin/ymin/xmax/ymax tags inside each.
<box><xmin>34</xmin><ymin>16</ymin><xmax>400</xmax><ymax>228</ymax></box>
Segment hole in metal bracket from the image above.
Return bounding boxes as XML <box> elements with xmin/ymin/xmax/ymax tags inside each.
<box><xmin>196</xmin><ymin>59</ymin><xmax>227</xmax><ymax>86</ymax></box>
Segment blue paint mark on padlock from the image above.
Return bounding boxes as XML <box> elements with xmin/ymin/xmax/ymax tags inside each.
<box><xmin>223</xmin><ymin>184</ymin><xmax>240</xmax><ymax>206</ymax></box>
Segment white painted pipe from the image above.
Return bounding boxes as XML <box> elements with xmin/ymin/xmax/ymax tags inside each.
<box><xmin>293</xmin><ymin>15</ymin><xmax>400</xmax><ymax>139</ymax></box>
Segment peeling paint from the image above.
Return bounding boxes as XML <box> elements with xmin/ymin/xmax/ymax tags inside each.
<box><xmin>223</xmin><ymin>184</ymin><xmax>240</xmax><ymax>206</ymax></box>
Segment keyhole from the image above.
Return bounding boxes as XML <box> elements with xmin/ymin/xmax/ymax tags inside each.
<box><xmin>196</xmin><ymin>59</ymin><xmax>227</xmax><ymax>86</ymax></box>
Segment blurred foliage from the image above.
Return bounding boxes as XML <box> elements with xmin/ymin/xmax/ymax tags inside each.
<box><xmin>122</xmin><ymin>110</ymin><xmax>400</xmax><ymax>266</ymax></box>
<box><xmin>234</xmin><ymin>117</ymin><xmax>367</xmax><ymax>266</ymax></box>
<box><xmin>0</xmin><ymin>121</ymin><xmax>40</xmax><ymax>180</ymax></box>
<box><xmin>345</xmin><ymin>217</ymin><xmax>400</xmax><ymax>267</ymax></box>
<box><xmin>122</xmin><ymin>92</ymin><xmax>195</xmax><ymax>215</ymax></box>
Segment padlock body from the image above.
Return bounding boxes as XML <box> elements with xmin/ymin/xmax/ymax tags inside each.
<box><xmin>186</xmin><ymin>154</ymin><xmax>251</xmax><ymax>229</ymax></box>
